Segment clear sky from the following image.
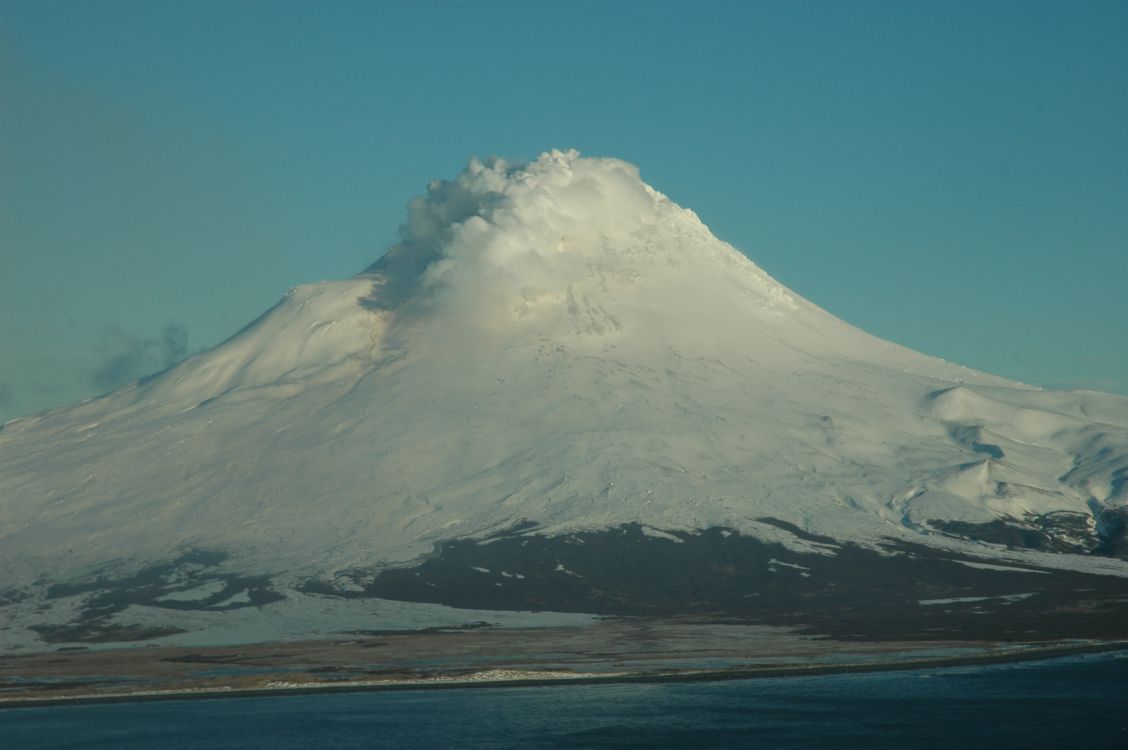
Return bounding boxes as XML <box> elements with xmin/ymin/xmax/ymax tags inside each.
<box><xmin>1</xmin><ymin>0</ymin><xmax>1126</xmax><ymax>422</ymax></box>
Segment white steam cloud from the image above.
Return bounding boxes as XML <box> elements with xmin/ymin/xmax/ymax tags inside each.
<box><xmin>365</xmin><ymin>150</ymin><xmax>674</xmax><ymax>310</ymax></box>
<box><xmin>361</xmin><ymin>150</ymin><xmax>794</xmax><ymax>357</ymax></box>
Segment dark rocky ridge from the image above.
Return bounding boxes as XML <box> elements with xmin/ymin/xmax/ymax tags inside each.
<box><xmin>926</xmin><ymin>511</ymin><xmax>1108</xmax><ymax>555</ymax></box>
<box><xmin>304</xmin><ymin>521</ymin><xmax>1128</xmax><ymax>641</ymax></box>
<box><xmin>18</xmin><ymin>521</ymin><xmax>1128</xmax><ymax>646</ymax></box>
<box><xmin>25</xmin><ymin>551</ymin><xmax>283</xmax><ymax>644</ymax></box>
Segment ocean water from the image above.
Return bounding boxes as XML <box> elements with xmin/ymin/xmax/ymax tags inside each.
<box><xmin>3</xmin><ymin>653</ymin><xmax>1126</xmax><ymax>749</ymax></box>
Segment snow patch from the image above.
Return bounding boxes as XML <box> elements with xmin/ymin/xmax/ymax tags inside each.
<box><xmin>954</xmin><ymin>560</ymin><xmax>1050</xmax><ymax>575</ymax></box>
<box><xmin>639</xmin><ymin>526</ymin><xmax>684</xmax><ymax>543</ymax></box>
<box><xmin>153</xmin><ymin>580</ymin><xmax>228</xmax><ymax>603</ymax></box>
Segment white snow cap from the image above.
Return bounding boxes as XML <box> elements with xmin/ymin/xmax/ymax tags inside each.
<box><xmin>363</xmin><ymin>150</ymin><xmax>797</xmax><ymax>341</ymax></box>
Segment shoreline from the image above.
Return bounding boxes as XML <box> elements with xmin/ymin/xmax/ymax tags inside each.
<box><xmin>3</xmin><ymin>639</ymin><xmax>1124</xmax><ymax>710</ymax></box>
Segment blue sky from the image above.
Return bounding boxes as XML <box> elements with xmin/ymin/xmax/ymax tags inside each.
<box><xmin>1</xmin><ymin>0</ymin><xmax>1126</xmax><ymax>421</ymax></box>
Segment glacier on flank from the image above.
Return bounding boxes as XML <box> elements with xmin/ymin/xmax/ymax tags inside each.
<box><xmin>2</xmin><ymin>150</ymin><xmax>1128</xmax><ymax>645</ymax></box>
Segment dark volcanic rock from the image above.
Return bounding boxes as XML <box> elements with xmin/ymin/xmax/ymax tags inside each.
<box><xmin>303</xmin><ymin>522</ymin><xmax>1128</xmax><ymax>641</ymax></box>
<box><xmin>1096</xmin><ymin>507</ymin><xmax>1128</xmax><ymax>558</ymax></box>
<box><xmin>927</xmin><ymin>511</ymin><xmax>1116</xmax><ymax>556</ymax></box>
<box><xmin>29</xmin><ymin>550</ymin><xmax>285</xmax><ymax>645</ymax></box>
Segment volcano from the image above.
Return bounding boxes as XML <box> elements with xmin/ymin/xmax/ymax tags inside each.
<box><xmin>2</xmin><ymin>150</ymin><xmax>1127</xmax><ymax>649</ymax></box>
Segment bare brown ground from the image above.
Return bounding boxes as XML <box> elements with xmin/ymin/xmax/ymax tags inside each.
<box><xmin>3</xmin><ymin>617</ymin><xmax>1121</xmax><ymax>706</ymax></box>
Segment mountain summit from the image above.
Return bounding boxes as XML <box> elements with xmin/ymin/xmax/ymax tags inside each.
<box><xmin>3</xmin><ymin>151</ymin><xmax>1127</xmax><ymax>647</ymax></box>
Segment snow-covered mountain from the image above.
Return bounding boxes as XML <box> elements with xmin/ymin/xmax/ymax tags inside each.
<box><xmin>2</xmin><ymin>150</ymin><xmax>1127</xmax><ymax>648</ymax></box>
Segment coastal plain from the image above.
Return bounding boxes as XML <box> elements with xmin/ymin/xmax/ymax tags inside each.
<box><xmin>3</xmin><ymin>618</ymin><xmax>1125</xmax><ymax>707</ymax></box>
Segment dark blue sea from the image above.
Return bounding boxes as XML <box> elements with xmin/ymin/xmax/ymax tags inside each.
<box><xmin>3</xmin><ymin>652</ymin><xmax>1126</xmax><ymax>749</ymax></box>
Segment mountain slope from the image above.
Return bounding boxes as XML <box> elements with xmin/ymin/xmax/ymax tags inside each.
<box><xmin>2</xmin><ymin>150</ymin><xmax>1127</xmax><ymax>647</ymax></box>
